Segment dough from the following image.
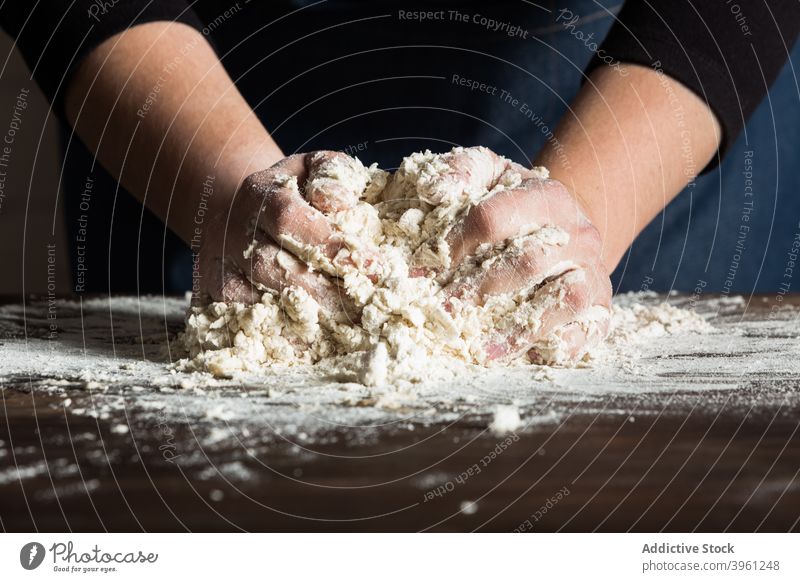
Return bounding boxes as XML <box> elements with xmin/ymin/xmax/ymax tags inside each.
<box><xmin>179</xmin><ymin>147</ymin><xmax>607</xmax><ymax>384</ymax></box>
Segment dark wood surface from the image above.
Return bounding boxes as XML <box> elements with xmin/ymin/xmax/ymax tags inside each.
<box><xmin>1</xmin><ymin>295</ymin><xmax>799</xmax><ymax>532</ymax></box>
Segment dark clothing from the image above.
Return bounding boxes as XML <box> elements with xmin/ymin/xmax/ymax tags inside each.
<box><xmin>2</xmin><ymin>1</ymin><xmax>799</xmax><ymax>295</ymax></box>
<box><xmin>3</xmin><ymin>1</ymin><xmax>797</xmax><ymax>161</ymax></box>
<box><xmin>586</xmin><ymin>0</ymin><xmax>800</xmax><ymax>165</ymax></box>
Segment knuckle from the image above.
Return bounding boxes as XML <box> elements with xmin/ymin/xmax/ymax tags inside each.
<box><xmin>220</xmin><ymin>274</ymin><xmax>247</xmax><ymax>302</ymax></box>
<box><xmin>249</xmin><ymin>250</ymin><xmax>271</xmax><ymax>278</ymax></box>
<box><xmin>241</xmin><ymin>170</ymin><xmax>271</xmax><ymax>192</ymax></box>
<box><xmin>250</xmin><ymin>246</ymin><xmax>282</xmax><ymax>285</ymax></box>
<box><xmin>516</xmin><ymin>248</ymin><xmax>541</xmax><ymax>276</ymax></box>
<box><xmin>466</xmin><ymin>201</ymin><xmax>502</xmax><ymax>240</ymax></box>
<box><xmin>309</xmin><ymin>184</ymin><xmax>349</xmax><ymax>214</ymax></box>
<box><xmin>240</xmin><ymin>174</ymin><xmax>258</xmax><ymax>191</ymax></box>
<box><xmin>271</xmin><ymin>204</ymin><xmax>300</xmax><ymax>236</ymax></box>
<box><xmin>563</xmin><ymin>275</ymin><xmax>592</xmax><ymax>313</ymax></box>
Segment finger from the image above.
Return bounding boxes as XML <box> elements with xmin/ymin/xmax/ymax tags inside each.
<box><xmin>251</xmin><ymin>154</ymin><xmax>381</xmax><ymax>278</ymax></box>
<box><xmin>229</xmin><ymin>228</ymin><xmax>357</xmax><ymax>321</ymax></box>
<box><xmin>527</xmin><ymin>265</ymin><xmax>612</xmax><ymax>363</ymax></box>
<box><xmin>208</xmin><ymin>267</ymin><xmax>262</xmax><ymax>304</ymax></box>
<box><xmin>507</xmin><ymin>159</ymin><xmax>548</xmax><ymax>180</ymax></box>
<box><xmin>197</xmin><ymin>247</ymin><xmax>260</xmax><ymax>304</ymax></box>
<box><xmin>480</xmin><ymin>267</ymin><xmax>611</xmax><ymax>363</ymax></box>
<box><xmin>251</xmin><ymin>158</ymin><xmax>338</xmax><ymax>253</ymax></box>
<box><xmin>442</xmin><ymin>222</ymin><xmax>600</xmax><ymax>305</ymax></box>
<box><xmin>526</xmin><ymin>315</ymin><xmax>610</xmax><ymax>365</ymax></box>
<box><xmin>245</xmin><ymin>243</ymin><xmax>358</xmax><ymax>322</ymax></box>
<box><xmin>305</xmin><ymin>151</ymin><xmax>369</xmax><ymax>213</ymax></box>
<box><xmin>420</xmin><ymin>146</ymin><xmax>509</xmax><ymax>205</ymax></box>
<box><xmin>438</xmin><ymin>178</ymin><xmax>590</xmax><ymax>278</ymax></box>
<box><xmin>385</xmin><ymin>146</ymin><xmax>510</xmax><ymax>205</ymax></box>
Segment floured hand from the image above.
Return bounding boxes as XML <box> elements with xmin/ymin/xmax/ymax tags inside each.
<box><xmin>197</xmin><ymin>151</ymin><xmax>385</xmax><ymax>321</ymax></box>
<box><xmin>407</xmin><ymin>147</ymin><xmax>612</xmax><ymax>364</ymax></box>
<box><xmin>183</xmin><ymin>146</ymin><xmax>610</xmax><ymax>381</ymax></box>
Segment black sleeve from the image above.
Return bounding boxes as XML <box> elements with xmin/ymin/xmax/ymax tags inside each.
<box><xmin>588</xmin><ymin>0</ymin><xmax>800</xmax><ymax>171</ymax></box>
<box><xmin>0</xmin><ymin>0</ymin><xmax>204</xmax><ymax>120</ymax></box>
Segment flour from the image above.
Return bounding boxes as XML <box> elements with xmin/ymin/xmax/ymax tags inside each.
<box><xmin>594</xmin><ymin>294</ymin><xmax>716</xmax><ymax>367</ymax></box>
<box><xmin>488</xmin><ymin>405</ymin><xmax>522</xmax><ymax>436</ymax></box>
<box><xmin>180</xmin><ymin>147</ymin><xmax>605</xmax><ymax>384</ymax></box>
<box><xmin>3</xmin><ymin>292</ymin><xmax>799</xmax><ymax>470</ymax></box>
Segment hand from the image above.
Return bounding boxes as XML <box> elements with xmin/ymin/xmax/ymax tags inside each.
<box><xmin>196</xmin><ymin>151</ymin><xmax>376</xmax><ymax>319</ymax></box>
<box><xmin>414</xmin><ymin>147</ymin><xmax>612</xmax><ymax>364</ymax></box>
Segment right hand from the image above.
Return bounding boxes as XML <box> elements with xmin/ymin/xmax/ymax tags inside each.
<box><xmin>196</xmin><ymin>151</ymin><xmax>373</xmax><ymax>319</ymax></box>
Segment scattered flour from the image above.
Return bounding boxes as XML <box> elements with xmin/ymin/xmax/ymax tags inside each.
<box><xmin>593</xmin><ymin>295</ymin><xmax>716</xmax><ymax>369</ymax></box>
<box><xmin>180</xmin><ymin>147</ymin><xmax>607</xmax><ymax>385</ymax></box>
<box><xmin>460</xmin><ymin>500</ymin><xmax>479</xmax><ymax>515</ymax></box>
<box><xmin>488</xmin><ymin>405</ymin><xmax>522</xmax><ymax>436</ymax></box>
<box><xmin>3</xmin><ymin>290</ymin><xmax>798</xmax><ymax>462</ymax></box>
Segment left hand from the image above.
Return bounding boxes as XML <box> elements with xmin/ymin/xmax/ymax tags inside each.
<box><xmin>414</xmin><ymin>147</ymin><xmax>613</xmax><ymax>363</ymax></box>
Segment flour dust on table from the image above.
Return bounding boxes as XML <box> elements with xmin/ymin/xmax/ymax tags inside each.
<box><xmin>3</xmin><ymin>291</ymin><xmax>799</xmax><ymax>458</ymax></box>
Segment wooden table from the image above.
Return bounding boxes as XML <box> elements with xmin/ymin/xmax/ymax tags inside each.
<box><xmin>1</xmin><ymin>294</ymin><xmax>799</xmax><ymax>532</ymax></box>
